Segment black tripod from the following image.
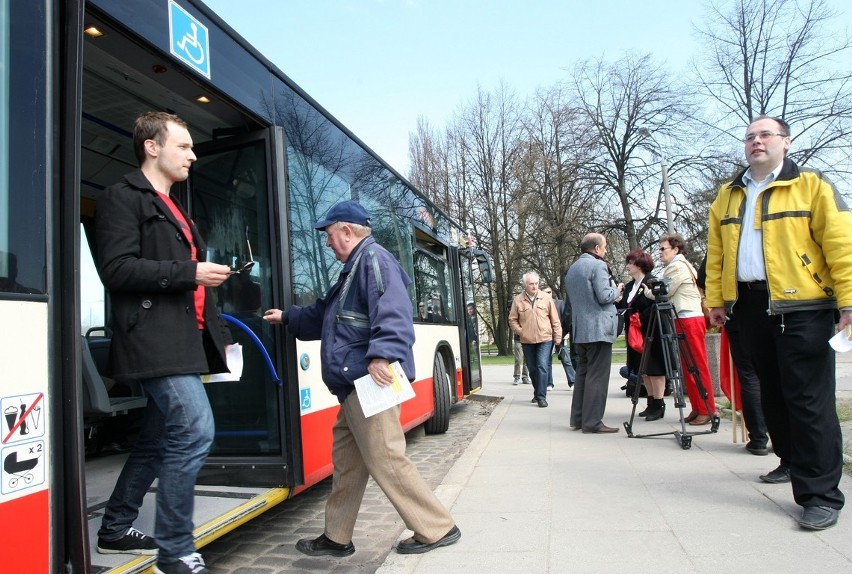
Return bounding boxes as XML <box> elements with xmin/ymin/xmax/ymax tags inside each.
<box><xmin>623</xmin><ymin>285</ymin><xmax>719</xmax><ymax>449</ymax></box>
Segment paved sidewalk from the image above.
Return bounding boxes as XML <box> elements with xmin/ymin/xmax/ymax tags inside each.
<box><xmin>378</xmin><ymin>361</ymin><xmax>852</xmax><ymax>574</ymax></box>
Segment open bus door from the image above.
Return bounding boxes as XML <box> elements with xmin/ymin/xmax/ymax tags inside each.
<box><xmin>455</xmin><ymin>246</ymin><xmax>492</xmax><ymax>394</ymax></box>
<box><xmin>189</xmin><ymin>128</ymin><xmax>302</xmax><ymax>488</ymax></box>
<box><xmin>75</xmin><ymin>8</ymin><xmax>302</xmax><ymax>568</ymax></box>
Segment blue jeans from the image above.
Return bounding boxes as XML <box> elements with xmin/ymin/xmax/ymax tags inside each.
<box><xmin>522</xmin><ymin>341</ymin><xmax>553</xmax><ymax>400</ymax></box>
<box><xmin>557</xmin><ymin>344</ymin><xmax>576</xmax><ymax>384</ymax></box>
<box><xmin>98</xmin><ymin>374</ymin><xmax>215</xmax><ymax>562</ymax></box>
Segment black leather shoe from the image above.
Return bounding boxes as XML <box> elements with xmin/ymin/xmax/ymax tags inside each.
<box><xmin>296</xmin><ymin>534</ymin><xmax>355</xmax><ymax>557</ymax></box>
<box><xmin>798</xmin><ymin>506</ymin><xmax>840</xmax><ymax>530</ymax></box>
<box><xmin>582</xmin><ymin>425</ymin><xmax>619</xmax><ymax>434</ymax></box>
<box><xmin>537</xmin><ymin>399</ymin><xmax>548</xmax><ymax>408</ymax></box>
<box><xmin>746</xmin><ymin>442</ymin><xmax>770</xmax><ymax>456</ymax></box>
<box><xmin>396</xmin><ymin>525</ymin><xmax>461</xmax><ymax>554</ymax></box>
<box><xmin>530</xmin><ymin>398</ymin><xmax>538</xmax><ymax>403</ymax></box>
<box><xmin>759</xmin><ymin>465</ymin><xmax>791</xmax><ymax>484</ymax></box>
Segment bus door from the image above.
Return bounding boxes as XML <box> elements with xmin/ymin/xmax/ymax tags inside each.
<box><xmin>457</xmin><ymin>247</ymin><xmax>493</xmax><ymax>393</ymax></box>
<box><xmin>190</xmin><ymin>129</ymin><xmax>302</xmax><ymax>488</ymax></box>
<box><xmin>454</xmin><ymin>247</ymin><xmax>482</xmax><ymax>393</ymax></box>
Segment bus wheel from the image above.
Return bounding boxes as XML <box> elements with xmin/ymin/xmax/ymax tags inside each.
<box><xmin>424</xmin><ymin>353</ymin><xmax>451</xmax><ymax>434</ymax></box>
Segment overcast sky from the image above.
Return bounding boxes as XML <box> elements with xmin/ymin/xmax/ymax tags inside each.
<box><xmin>202</xmin><ymin>0</ymin><xmax>851</xmax><ymax>176</ymax></box>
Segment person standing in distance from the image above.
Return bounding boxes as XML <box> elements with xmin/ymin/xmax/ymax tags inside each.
<box><xmin>706</xmin><ymin>115</ymin><xmax>850</xmax><ymax>531</ymax></box>
<box><xmin>263</xmin><ymin>200</ymin><xmax>460</xmax><ymax>556</ymax></box>
<box><xmin>508</xmin><ymin>272</ymin><xmax>562</xmax><ymax>407</ymax></box>
<box><xmin>565</xmin><ymin>233</ymin><xmax>623</xmax><ymax>433</ymax></box>
<box><xmin>95</xmin><ymin>112</ymin><xmax>233</xmax><ymax>574</ymax></box>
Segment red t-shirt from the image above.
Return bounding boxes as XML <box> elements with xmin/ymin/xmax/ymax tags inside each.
<box><xmin>158</xmin><ymin>193</ymin><xmax>206</xmax><ymax>329</ymax></box>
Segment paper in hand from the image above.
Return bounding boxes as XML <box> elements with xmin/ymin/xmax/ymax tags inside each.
<box><xmin>829</xmin><ymin>327</ymin><xmax>852</xmax><ymax>353</ymax></box>
<box><xmin>354</xmin><ymin>361</ymin><xmax>415</xmax><ymax>417</ymax></box>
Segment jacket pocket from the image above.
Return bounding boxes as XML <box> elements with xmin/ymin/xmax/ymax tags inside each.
<box><xmin>335</xmin><ymin>338</ymin><xmax>370</xmax><ymax>384</ymax></box>
<box><xmin>796</xmin><ymin>247</ymin><xmax>835</xmax><ymax>297</ymax></box>
<box><xmin>603</xmin><ymin>310</ymin><xmax>617</xmax><ymax>338</ymax></box>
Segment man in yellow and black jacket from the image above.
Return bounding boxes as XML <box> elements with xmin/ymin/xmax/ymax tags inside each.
<box><xmin>706</xmin><ymin>115</ymin><xmax>852</xmax><ymax>531</ymax></box>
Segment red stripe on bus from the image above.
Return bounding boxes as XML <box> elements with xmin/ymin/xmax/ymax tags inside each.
<box><xmin>0</xmin><ymin>489</ymin><xmax>49</xmax><ymax>572</ymax></box>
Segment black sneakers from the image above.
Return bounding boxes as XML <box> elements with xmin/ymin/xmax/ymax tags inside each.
<box><xmin>759</xmin><ymin>465</ymin><xmax>791</xmax><ymax>484</ymax></box>
<box><xmin>154</xmin><ymin>552</ymin><xmax>210</xmax><ymax>574</ymax></box>
<box><xmin>97</xmin><ymin>527</ymin><xmax>158</xmax><ymax>555</ymax></box>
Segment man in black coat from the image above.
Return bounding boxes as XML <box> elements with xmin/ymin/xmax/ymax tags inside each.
<box><xmin>94</xmin><ymin>112</ymin><xmax>232</xmax><ymax>574</ymax></box>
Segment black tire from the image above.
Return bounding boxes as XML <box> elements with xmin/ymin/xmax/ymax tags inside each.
<box><xmin>424</xmin><ymin>353</ymin><xmax>451</xmax><ymax>434</ymax></box>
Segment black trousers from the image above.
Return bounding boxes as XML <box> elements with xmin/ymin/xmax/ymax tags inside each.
<box><xmin>735</xmin><ymin>283</ymin><xmax>844</xmax><ymax>509</ymax></box>
<box><xmin>724</xmin><ymin>315</ymin><xmax>769</xmax><ymax>446</ymax></box>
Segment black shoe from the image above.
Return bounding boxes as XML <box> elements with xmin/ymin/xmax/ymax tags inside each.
<box><xmin>638</xmin><ymin>398</ymin><xmax>652</xmax><ymax>417</ymax></box>
<box><xmin>582</xmin><ymin>425</ymin><xmax>619</xmax><ymax>434</ymax></box>
<box><xmin>537</xmin><ymin>399</ymin><xmax>548</xmax><ymax>408</ymax></box>
<box><xmin>97</xmin><ymin>527</ymin><xmax>158</xmax><ymax>555</ymax></box>
<box><xmin>530</xmin><ymin>398</ymin><xmax>538</xmax><ymax>403</ymax></box>
<box><xmin>296</xmin><ymin>534</ymin><xmax>355</xmax><ymax>557</ymax></box>
<box><xmin>397</xmin><ymin>526</ymin><xmax>461</xmax><ymax>554</ymax></box>
<box><xmin>153</xmin><ymin>553</ymin><xmax>209</xmax><ymax>574</ymax></box>
<box><xmin>798</xmin><ymin>506</ymin><xmax>840</xmax><ymax>530</ymax></box>
<box><xmin>746</xmin><ymin>442</ymin><xmax>770</xmax><ymax>456</ymax></box>
<box><xmin>759</xmin><ymin>465</ymin><xmax>791</xmax><ymax>484</ymax></box>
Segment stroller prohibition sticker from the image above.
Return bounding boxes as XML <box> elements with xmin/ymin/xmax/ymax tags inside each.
<box><xmin>1</xmin><ymin>441</ymin><xmax>45</xmax><ymax>494</ymax></box>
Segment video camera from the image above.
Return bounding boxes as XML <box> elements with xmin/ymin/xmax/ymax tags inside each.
<box><xmin>645</xmin><ymin>277</ymin><xmax>671</xmax><ymax>298</ymax></box>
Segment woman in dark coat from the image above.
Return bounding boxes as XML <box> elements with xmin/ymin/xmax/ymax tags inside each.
<box><xmin>620</xmin><ymin>249</ymin><xmax>667</xmax><ymax>420</ymax></box>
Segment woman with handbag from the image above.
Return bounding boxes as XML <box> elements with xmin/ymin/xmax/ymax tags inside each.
<box><xmin>620</xmin><ymin>249</ymin><xmax>668</xmax><ymax>421</ymax></box>
<box><xmin>659</xmin><ymin>234</ymin><xmax>717</xmax><ymax>425</ymax></box>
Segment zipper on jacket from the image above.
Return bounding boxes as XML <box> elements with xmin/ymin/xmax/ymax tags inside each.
<box><xmin>760</xmin><ymin>186</ymin><xmax>774</xmax><ymax>315</ymax></box>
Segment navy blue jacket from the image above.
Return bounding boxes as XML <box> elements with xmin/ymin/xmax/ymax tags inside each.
<box><xmin>95</xmin><ymin>170</ymin><xmax>231</xmax><ymax>382</ymax></box>
<box><xmin>288</xmin><ymin>236</ymin><xmax>416</xmax><ymax>402</ymax></box>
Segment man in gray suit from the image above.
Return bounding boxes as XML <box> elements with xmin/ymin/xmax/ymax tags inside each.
<box><xmin>564</xmin><ymin>233</ymin><xmax>623</xmax><ymax>433</ymax></box>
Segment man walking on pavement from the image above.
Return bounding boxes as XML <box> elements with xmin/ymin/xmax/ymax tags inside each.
<box><xmin>263</xmin><ymin>200</ymin><xmax>461</xmax><ymax>556</ymax></box>
<box><xmin>565</xmin><ymin>233</ymin><xmax>623</xmax><ymax>433</ymax></box>
<box><xmin>706</xmin><ymin>115</ymin><xmax>849</xmax><ymax>530</ymax></box>
<box><xmin>509</xmin><ymin>272</ymin><xmax>562</xmax><ymax>407</ymax></box>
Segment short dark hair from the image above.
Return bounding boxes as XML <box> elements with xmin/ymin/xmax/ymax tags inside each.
<box><xmin>625</xmin><ymin>249</ymin><xmax>654</xmax><ymax>273</ymax></box>
<box><xmin>660</xmin><ymin>233</ymin><xmax>687</xmax><ymax>256</ymax></box>
<box><xmin>133</xmin><ymin>111</ymin><xmax>188</xmax><ymax>165</ymax></box>
<box><xmin>753</xmin><ymin>115</ymin><xmax>791</xmax><ymax>137</ymax></box>
<box><xmin>579</xmin><ymin>233</ymin><xmax>604</xmax><ymax>253</ymax></box>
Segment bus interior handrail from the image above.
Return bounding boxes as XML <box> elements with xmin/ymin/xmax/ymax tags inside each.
<box><xmin>221</xmin><ymin>313</ymin><xmax>282</xmax><ymax>386</ymax></box>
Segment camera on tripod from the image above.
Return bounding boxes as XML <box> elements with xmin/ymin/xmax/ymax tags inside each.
<box><xmin>645</xmin><ymin>277</ymin><xmax>671</xmax><ymax>298</ymax></box>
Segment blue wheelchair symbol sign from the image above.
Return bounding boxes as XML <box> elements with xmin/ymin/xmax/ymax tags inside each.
<box><xmin>300</xmin><ymin>389</ymin><xmax>311</xmax><ymax>411</ymax></box>
<box><xmin>168</xmin><ymin>1</ymin><xmax>211</xmax><ymax>79</ymax></box>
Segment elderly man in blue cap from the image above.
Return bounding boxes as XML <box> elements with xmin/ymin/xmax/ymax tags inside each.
<box><xmin>263</xmin><ymin>199</ymin><xmax>460</xmax><ymax>556</ymax></box>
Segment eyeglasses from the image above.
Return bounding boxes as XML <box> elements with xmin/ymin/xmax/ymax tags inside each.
<box><xmin>659</xmin><ymin>246</ymin><xmax>672</xmax><ymax>252</ymax></box>
<box><xmin>742</xmin><ymin>131</ymin><xmax>787</xmax><ymax>143</ymax></box>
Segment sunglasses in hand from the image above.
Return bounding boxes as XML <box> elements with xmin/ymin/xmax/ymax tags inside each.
<box><xmin>230</xmin><ymin>232</ymin><xmax>255</xmax><ymax>275</ymax></box>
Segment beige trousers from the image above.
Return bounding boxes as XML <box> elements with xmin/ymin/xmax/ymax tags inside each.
<box><xmin>323</xmin><ymin>392</ymin><xmax>455</xmax><ymax>545</ymax></box>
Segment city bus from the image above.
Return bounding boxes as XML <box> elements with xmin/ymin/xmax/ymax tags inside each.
<box><xmin>0</xmin><ymin>1</ymin><xmax>492</xmax><ymax>572</ymax></box>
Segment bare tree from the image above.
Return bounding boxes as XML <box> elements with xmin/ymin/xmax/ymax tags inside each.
<box><xmin>409</xmin><ymin>116</ymin><xmax>449</xmax><ymax>210</ymax></box>
<box><xmin>570</xmin><ymin>54</ymin><xmax>694</xmax><ymax>251</ymax></box>
<box><xmin>515</xmin><ymin>85</ymin><xmax>599</xmax><ymax>293</ymax></box>
<box><xmin>694</xmin><ymin>0</ymin><xmax>852</xmax><ymax>183</ymax></box>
